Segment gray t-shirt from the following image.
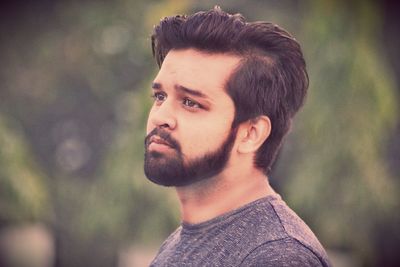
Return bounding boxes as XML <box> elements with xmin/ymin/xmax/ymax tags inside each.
<box><xmin>150</xmin><ymin>194</ymin><xmax>331</xmax><ymax>266</ymax></box>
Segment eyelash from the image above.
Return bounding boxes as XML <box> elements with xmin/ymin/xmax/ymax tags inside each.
<box><xmin>183</xmin><ymin>98</ymin><xmax>202</xmax><ymax>109</ymax></box>
<box><xmin>151</xmin><ymin>92</ymin><xmax>166</xmax><ymax>102</ymax></box>
<box><xmin>151</xmin><ymin>92</ymin><xmax>203</xmax><ymax>110</ymax></box>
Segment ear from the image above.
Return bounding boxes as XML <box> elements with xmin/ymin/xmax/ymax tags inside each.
<box><xmin>237</xmin><ymin>116</ymin><xmax>271</xmax><ymax>154</ymax></box>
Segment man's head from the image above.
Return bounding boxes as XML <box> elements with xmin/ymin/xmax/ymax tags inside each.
<box><xmin>145</xmin><ymin>7</ymin><xmax>308</xmax><ymax>186</ymax></box>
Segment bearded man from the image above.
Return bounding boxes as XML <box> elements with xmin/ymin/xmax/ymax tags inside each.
<box><xmin>144</xmin><ymin>6</ymin><xmax>331</xmax><ymax>267</ymax></box>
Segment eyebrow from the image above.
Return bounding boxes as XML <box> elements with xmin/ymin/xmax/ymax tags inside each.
<box><xmin>152</xmin><ymin>82</ymin><xmax>209</xmax><ymax>99</ymax></box>
<box><xmin>175</xmin><ymin>85</ymin><xmax>209</xmax><ymax>99</ymax></box>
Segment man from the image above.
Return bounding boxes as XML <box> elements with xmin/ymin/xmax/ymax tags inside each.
<box><xmin>144</xmin><ymin>6</ymin><xmax>331</xmax><ymax>267</ymax></box>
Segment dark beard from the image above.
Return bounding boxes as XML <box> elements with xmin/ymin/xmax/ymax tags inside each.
<box><xmin>144</xmin><ymin>127</ymin><xmax>237</xmax><ymax>187</ymax></box>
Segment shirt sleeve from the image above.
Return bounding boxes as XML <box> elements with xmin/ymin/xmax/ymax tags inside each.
<box><xmin>239</xmin><ymin>238</ymin><xmax>326</xmax><ymax>267</ymax></box>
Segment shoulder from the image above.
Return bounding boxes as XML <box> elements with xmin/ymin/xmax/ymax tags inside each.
<box><xmin>240</xmin><ymin>238</ymin><xmax>328</xmax><ymax>267</ymax></box>
<box><xmin>267</xmin><ymin>196</ymin><xmax>330</xmax><ymax>261</ymax></box>
<box><xmin>241</xmin><ymin>195</ymin><xmax>331</xmax><ymax>266</ymax></box>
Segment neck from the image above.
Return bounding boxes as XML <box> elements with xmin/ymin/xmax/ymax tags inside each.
<box><xmin>175</xmin><ymin>165</ymin><xmax>275</xmax><ymax>224</ymax></box>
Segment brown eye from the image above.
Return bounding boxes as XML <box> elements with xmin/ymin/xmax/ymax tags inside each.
<box><xmin>183</xmin><ymin>98</ymin><xmax>201</xmax><ymax>108</ymax></box>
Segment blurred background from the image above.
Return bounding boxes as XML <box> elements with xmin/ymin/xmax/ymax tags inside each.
<box><xmin>0</xmin><ymin>0</ymin><xmax>399</xmax><ymax>266</ymax></box>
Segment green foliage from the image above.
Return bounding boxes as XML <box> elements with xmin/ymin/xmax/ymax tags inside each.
<box><xmin>0</xmin><ymin>115</ymin><xmax>49</xmax><ymax>223</ymax></box>
<box><xmin>276</xmin><ymin>0</ymin><xmax>399</xmax><ymax>264</ymax></box>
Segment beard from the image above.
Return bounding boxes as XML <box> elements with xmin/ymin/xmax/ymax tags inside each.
<box><xmin>144</xmin><ymin>127</ymin><xmax>237</xmax><ymax>187</ymax></box>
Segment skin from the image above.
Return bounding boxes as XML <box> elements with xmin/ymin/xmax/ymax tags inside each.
<box><xmin>147</xmin><ymin>48</ymin><xmax>275</xmax><ymax>224</ymax></box>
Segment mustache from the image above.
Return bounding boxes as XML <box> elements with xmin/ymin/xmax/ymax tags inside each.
<box><xmin>145</xmin><ymin>128</ymin><xmax>180</xmax><ymax>150</ymax></box>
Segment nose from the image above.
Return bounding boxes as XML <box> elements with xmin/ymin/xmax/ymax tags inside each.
<box><xmin>148</xmin><ymin>101</ymin><xmax>177</xmax><ymax>130</ymax></box>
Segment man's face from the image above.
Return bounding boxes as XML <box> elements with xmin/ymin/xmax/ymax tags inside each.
<box><xmin>144</xmin><ymin>49</ymin><xmax>241</xmax><ymax>186</ymax></box>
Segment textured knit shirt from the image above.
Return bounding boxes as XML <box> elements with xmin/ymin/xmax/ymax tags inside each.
<box><xmin>150</xmin><ymin>194</ymin><xmax>331</xmax><ymax>267</ymax></box>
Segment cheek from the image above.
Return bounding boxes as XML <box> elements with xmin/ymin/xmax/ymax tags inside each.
<box><xmin>181</xmin><ymin>118</ymin><xmax>233</xmax><ymax>156</ymax></box>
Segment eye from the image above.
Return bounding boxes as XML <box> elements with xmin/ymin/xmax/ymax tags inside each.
<box><xmin>183</xmin><ymin>98</ymin><xmax>202</xmax><ymax>109</ymax></box>
<box><xmin>151</xmin><ymin>92</ymin><xmax>166</xmax><ymax>103</ymax></box>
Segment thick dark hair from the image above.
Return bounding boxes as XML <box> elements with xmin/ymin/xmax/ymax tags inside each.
<box><xmin>151</xmin><ymin>7</ymin><xmax>308</xmax><ymax>174</ymax></box>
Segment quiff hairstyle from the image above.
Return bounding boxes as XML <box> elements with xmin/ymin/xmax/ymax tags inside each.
<box><xmin>151</xmin><ymin>7</ymin><xmax>308</xmax><ymax>174</ymax></box>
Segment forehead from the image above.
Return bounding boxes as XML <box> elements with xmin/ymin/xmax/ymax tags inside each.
<box><xmin>154</xmin><ymin>49</ymin><xmax>241</xmax><ymax>96</ymax></box>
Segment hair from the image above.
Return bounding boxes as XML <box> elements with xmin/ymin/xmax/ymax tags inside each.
<box><xmin>151</xmin><ymin>6</ymin><xmax>308</xmax><ymax>175</ymax></box>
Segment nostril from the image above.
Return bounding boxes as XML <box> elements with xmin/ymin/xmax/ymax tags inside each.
<box><xmin>160</xmin><ymin>123</ymin><xmax>169</xmax><ymax>129</ymax></box>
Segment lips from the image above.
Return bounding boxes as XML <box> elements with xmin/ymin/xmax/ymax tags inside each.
<box><xmin>149</xmin><ymin>136</ymin><xmax>173</xmax><ymax>148</ymax></box>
